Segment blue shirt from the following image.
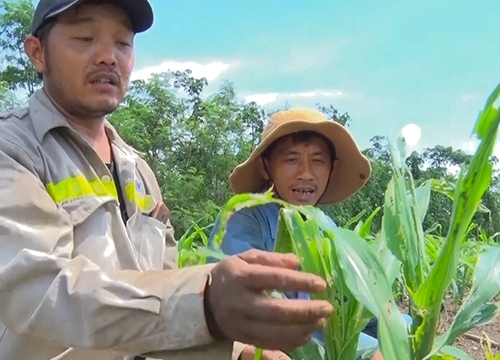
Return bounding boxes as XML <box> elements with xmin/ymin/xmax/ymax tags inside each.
<box><xmin>208</xmin><ymin>202</ymin><xmax>337</xmax><ymax>255</ymax></box>
<box><xmin>208</xmin><ymin>202</ymin><xmax>282</xmax><ymax>255</ymax></box>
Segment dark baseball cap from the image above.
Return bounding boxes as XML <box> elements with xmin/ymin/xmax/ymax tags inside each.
<box><xmin>31</xmin><ymin>0</ymin><xmax>154</xmax><ymax>35</ymax></box>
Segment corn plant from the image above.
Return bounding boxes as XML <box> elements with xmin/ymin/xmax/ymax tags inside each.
<box><xmin>188</xmin><ymin>84</ymin><xmax>500</xmax><ymax>359</ymax></box>
<box><xmin>177</xmin><ymin>220</ymin><xmax>213</xmax><ymax>267</ymax></box>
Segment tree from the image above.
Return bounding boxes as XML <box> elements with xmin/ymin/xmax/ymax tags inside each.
<box><xmin>0</xmin><ymin>0</ymin><xmax>39</xmax><ymax>96</ymax></box>
<box><xmin>317</xmin><ymin>104</ymin><xmax>352</xmax><ymax>127</ymax></box>
<box><xmin>109</xmin><ymin>70</ymin><xmax>266</xmax><ymax>235</ymax></box>
<box><xmin>0</xmin><ymin>79</ymin><xmax>21</xmax><ymax>110</ymax></box>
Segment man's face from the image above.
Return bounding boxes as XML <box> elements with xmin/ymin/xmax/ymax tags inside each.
<box><xmin>262</xmin><ymin>135</ymin><xmax>333</xmax><ymax>206</ymax></box>
<box><xmin>28</xmin><ymin>2</ymin><xmax>135</xmax><ymax>118</ymax></box>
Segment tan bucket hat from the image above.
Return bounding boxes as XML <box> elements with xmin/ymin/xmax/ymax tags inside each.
<box><xmin>229</xmin><ymin>107</ymin><xmax>372</xmax><ymax>204</ymax></box>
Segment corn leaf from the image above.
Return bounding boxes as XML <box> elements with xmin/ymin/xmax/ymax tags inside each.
<box><xmin>430</xmin><ymin>345</ymin><xmax>472</xmax><ymax>360</ymax></box>
<box><xmin>354</xmin><ymin>206</ymin><xmax>381</xmax><ymax>240</ymax></box>
<box><xmin>195</xmin><ymin>247</ymin><xmax>229</xmax><ymax>261</ymax></box>
<box><xmin>414</xmin><ymin>180</ymin><xmax>431</xmax><ymax>224</ymax></box>
<box><xmin>289</xmin><ymin>338</ymin><xmax>325</xmax><ymax>360</ymax></box>
<box><xmin>276</xmin><ymin>205</ymin><xmax>411</xmax><ymax>360</ymax></box>
<box><xmin>277</xmin><ymin>208</ymin><xmax>368</xmax><ymax>359</ymax></box>
<box><xmin>382</xmin><ymin>162</ymin><xmax>427</xmax><ymax>293</ymax></box>
<box><xmin>345</xmin><ymin>209</ymin><xmax>368</xmax><ymax>230</ymax></box>
<box><xmin>178</xmin><ymin>223</ymin><xmax>212</xmax><ymax>267</ymax></box>
<box><xmin>429</xmin><ymin>179</ymin><xmax>490</xmax><ymax>214</ymax></box>
<box><xmin>331</xmin><ymin>227</ymin><xmax>411</xmax><ymax>360</ymax></box>
<box><xmin>372</xmin><ymin>230</ymin><xmax>401</xmax><ymax>286</ymax></box>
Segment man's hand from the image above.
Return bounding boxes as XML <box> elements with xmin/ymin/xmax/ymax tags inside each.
<box><xmin>205</xmin><ymin>249</ymin><xmax>333</xmax><ymax>351</ymax></box>
<box><xmin>240</xmin><ymin>345</ymin><xmax>290</xmax><ymax>360</ymax></box>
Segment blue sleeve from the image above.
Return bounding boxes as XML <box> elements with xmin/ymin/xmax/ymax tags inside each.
<box><xmin>328</xmin><ymin>216</ymin><xmax>338</xmax><ymax>228</ymax></box>
<box><xmin>207</xmin><ymin>208</ymin><xmax>266</xmax><ymax>263</ymax></box>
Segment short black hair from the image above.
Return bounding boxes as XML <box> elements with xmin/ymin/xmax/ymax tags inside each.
<box><xmin>35</xmin><ymin>17</ymin><xmax>56</xmax><ymax>44</ymax></box>
<box><xmin>262</xmin><ymin>130</ymin><xmax>337</xmax><ymax>162</ymax></box>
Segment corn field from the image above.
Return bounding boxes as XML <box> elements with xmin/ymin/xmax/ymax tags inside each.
<box><xmin>178</xmin><ymin>83</ymin><xmax>500</xmax><ymax>360</ymax></box>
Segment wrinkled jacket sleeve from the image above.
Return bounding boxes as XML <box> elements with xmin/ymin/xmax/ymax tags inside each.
<box><xmin>0</xmin><ymin>139</ymin><xmax>231</xmax><ymax>357</ymax></box>
<box><xmin>206</xmin><ymin>210</ymin><xmax>266</xmax><ymax>360</ymax></box>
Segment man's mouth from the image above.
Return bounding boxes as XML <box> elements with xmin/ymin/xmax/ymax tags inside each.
<box><xmin>292</xmin><ymin>187</ymin><xmax>315</xmax><ymax>198</ymax></box>
<box><xmin>91</xmin><ymin>78</ymin><xmax>113</xmax><ymax>84</ymax></box>
<box><xmin>89</xmin><ymin>73</ymin><xmax>119</xmax><ymax>86</ymax></box>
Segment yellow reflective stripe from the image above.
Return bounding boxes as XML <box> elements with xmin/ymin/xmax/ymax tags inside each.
<box><xmin>46</xmin><ymin>175</ymin><xmax>118</xmax><ymax>203</ymax></box>
<box><xmin>124</xmin><ymin>182</ymin><xmax>156</xmax><ymax>213</ymax></box>
<box><xmin>46</xmin><ymin>175</ymin><xmax>156</xmax><ymax>213</ymax></box>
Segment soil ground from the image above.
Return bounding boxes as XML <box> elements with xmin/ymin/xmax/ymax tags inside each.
<box><xmin>399</xmin><ymin>294</ymin><xmax>500</xmax><ymax>359</ymax></box>
<box><xmin>439</xmin><ymin>295</ymin><xmax>500</xmax><ymax>359</ymax></box>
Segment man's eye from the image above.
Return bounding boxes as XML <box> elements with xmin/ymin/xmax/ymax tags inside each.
<box><xmin>117</xmin><ymin>41</ymin><xmax>131</xmax><ymax>47</ymax></box>
<box><xmin>76</xmin><ymin>37</ymin><xmax>93</xmax><ymax>42</ymax></box>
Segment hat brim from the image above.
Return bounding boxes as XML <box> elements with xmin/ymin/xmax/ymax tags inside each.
<box><xmin>39</xmin><ymin>0</ymin><xmax>153</xmax><ymax>34</ymax></box>
<box><xmin>229</xmin><ymin>120</ymin><xmax>372</xmax><ymax>205</ymax></box>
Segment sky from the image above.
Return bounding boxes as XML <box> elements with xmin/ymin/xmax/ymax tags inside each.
<box><xmin>31</xmin><ymin>0</ymin><xmax>500</xmax><ymax>155</ymax></box>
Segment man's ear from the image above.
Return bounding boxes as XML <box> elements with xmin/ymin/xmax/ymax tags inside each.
<box><xmin>256</xmin><ymin>156</ymin><xmax>270</xmax><ymax>180</ymax></box>
<box><xmin>24</xmin><ymin>35</ymin><xmax>47</xmax><ymax>74</ymax></box>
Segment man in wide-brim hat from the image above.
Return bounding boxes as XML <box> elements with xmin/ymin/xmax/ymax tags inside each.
<box><xmin>208</xmin><ymin>108</ymin><xmax>396</xmax><ymax>360</ymax></box>
<box><xmin>229</xmin><ymin>107</ymin><xmax>371</xmax><ymax>205</ymax></box>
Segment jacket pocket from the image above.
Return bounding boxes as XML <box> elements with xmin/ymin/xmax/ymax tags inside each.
<box><xmin>134</xmin><ymin>214</ymin><xmax>167</xmax><ymax>271</ymax></box>
<box><xmin>62</xmin><ymin>197</ymin><xmax>122</xmax><ymax>270</ymax></box>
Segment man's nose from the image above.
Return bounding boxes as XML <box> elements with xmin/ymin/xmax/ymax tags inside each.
<box><xmin>93</xmin><ymin>41</ymin><xmax>118</xmax><ymax>65</ymax></box>
<box><xmin>297</xmin><ymin>160</ymin><xmax>314</xmax><ymax>180</ymax></box>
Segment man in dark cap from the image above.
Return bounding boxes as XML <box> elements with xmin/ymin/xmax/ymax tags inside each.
<box><xmin>0</xmin><ymin>1</ymin><xmax>333</xmax><ymax>359</ymax></box>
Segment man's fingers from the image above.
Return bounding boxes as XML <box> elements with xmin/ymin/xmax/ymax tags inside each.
<box><xmin>238</xmin><ymin>249</ymin><xmax>300</xmax><ymax>270</ymax></box>
<box><xmin>241</xmin><ymin>264</ymin><xmax>327</xmax><ymax>293</ymax></box>
<box><xmin>244</xmin><ymin>296</ymin><xmax>333</xmax><ymax>324</ymax></box>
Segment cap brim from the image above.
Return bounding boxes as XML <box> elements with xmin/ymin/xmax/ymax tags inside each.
<box><xmin>229</xmin><ymin>120</ymin><xmax>372</xmax><ymax>204</ymax></box>
<box><xmin>43</xmin><ymin>0</ymin><xmax>153</xmax><ymax>34</ymax></box>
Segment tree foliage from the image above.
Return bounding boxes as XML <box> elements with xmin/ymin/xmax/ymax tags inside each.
<box><xmin>0</xmin><ymin>0</ymin><xmax>39</xmax><ymax>96</ymax></box>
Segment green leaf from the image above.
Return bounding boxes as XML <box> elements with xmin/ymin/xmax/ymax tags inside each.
<box><xmin>357</xmin><ymin>206</ymin><xmax>381</xmax><ymax>239</ymax></box>
<box><xmin>332</xmin><ymin>228</ymin><xmax>411</xmax><ymax>359</ymax></box>
<box><xmin>430</xmin><ymin>345</ymin><xmax>472</xmax><ymax>360</ymax></box>
<box><xmin>414</xmin><ymin>180</ymin><xmax>431</xmax><ymax>223</ymax></box>
<box><xmin>289</xmin><ymin>338</ymin><xmax>325</xmax><ymax>360</ymax></box>
<box><xmin>195</xmin><ymin>247</ymin><xmax>230</xmax><ymax>261</ymax></box>
<box><xmin>371</xmin><ymin>230</ymin><xmax>401</xmax><ymax>286</ymax></box>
